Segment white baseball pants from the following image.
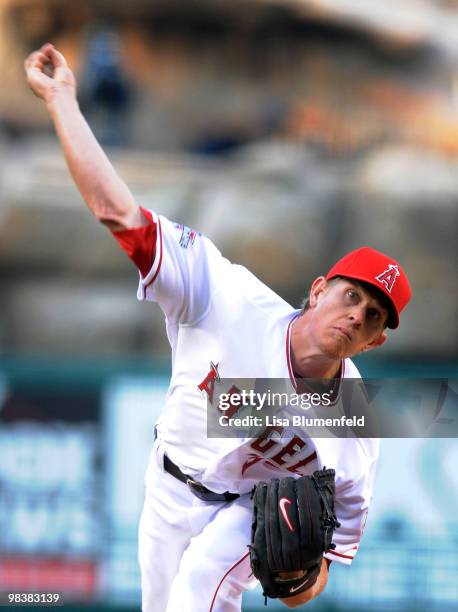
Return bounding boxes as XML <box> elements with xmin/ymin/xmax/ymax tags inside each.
<box><xmin>138</xmin><ymin>441</ymin><xmax>258</xmax><ymax>612</ymax></box>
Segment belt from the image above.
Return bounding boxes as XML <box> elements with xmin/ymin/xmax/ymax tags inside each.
<box><xmin>163</xmin><ymin>454</ymin><xmax>240</xmax><ymax>503</ymax></box>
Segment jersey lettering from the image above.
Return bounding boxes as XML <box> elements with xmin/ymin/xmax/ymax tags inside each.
<box><xmin>250</xmin><ymin>426</ymin><xmax>283</xmax><ymax>453</ymax></box>
<box><xmin>198</xmin><ymin>362</ymin><xmax>220</xmax><ymax>404</ymax></box>
<box><xmin>241</xmin><ymin>454</ymin><xmax>263</xmax><ymax>475</ymax></box>
<box><xmin>269</xmin><ymin>436</ymin><xmax>306</xmax><ymax>466</ymax></box>
<box><xmin>286</xmin><ymin>451</ymin><xmax>318</xmax><ymax>474</ymax></box>
<box><xmin>264</xmin><ymin>460</ymin><xmax>282</xmax><ymax>470</ymax></box>
<box><xmin>219</xmin><ymin>384</ymin><xmax>243</xmax><ymax>420</ymax></box>
<box><xmin>375</xmin><ymin>264</ymin><xmax>400</xmax><ymax>293</ymax></box>
<box><xmin>249</xmin><ymin>430</ymin><xmax>317</xmax><ymax>475</ymax></box>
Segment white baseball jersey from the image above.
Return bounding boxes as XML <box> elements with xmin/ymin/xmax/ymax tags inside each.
<box><xmin>114</xmin><ymin>212</ymin><xmax>379</xmax><ymax>564</ymax></box>
<box><xmin>114</xmin><ymin>208</ymin><xmax>379</xmax><ymax>568</ymax></box>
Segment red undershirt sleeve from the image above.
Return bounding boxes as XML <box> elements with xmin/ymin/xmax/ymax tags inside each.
<box><xmin>111</xmin><ymin>207</ymin><xmax>157</xmax><ymax>278</ymax></box>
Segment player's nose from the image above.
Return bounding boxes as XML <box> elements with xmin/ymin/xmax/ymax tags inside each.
<box><xmin>348</xmin><ymin>305</ymin><xmax>364</xmax><ymax>327</ymax></box>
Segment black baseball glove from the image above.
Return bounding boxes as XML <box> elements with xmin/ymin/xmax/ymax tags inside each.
<box><xmin>249</xmin><ymin>468</ymin><xmax>340</xmax><ymax>600</ymax></box>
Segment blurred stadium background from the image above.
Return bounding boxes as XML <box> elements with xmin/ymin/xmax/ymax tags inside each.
<box><xmin>0</xmin><ymin>0</ymin><xmax>457</xmax><ymax>610</ymax></box>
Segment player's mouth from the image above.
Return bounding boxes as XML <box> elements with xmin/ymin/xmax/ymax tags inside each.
<box><xmin>332</xmin><ymin>326</ymin><xmax>352</xmax><ymax>342</ymax></box>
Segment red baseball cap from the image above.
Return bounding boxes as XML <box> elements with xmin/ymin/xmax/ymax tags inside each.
<box><xmin>326</xmin><ymin>246</ymin><xmax>411</xmax><ymax>329</ymax></box>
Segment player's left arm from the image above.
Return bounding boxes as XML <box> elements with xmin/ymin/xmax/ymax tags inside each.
<box><xmin>279</xmin><ymin>558</ymin><xmax>329</xmax><ymax>608</ymax></box>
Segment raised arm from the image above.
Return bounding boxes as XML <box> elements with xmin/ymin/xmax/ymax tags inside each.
<box><xmin>24</xmin><ymin>43</ymin><xmax>146</xmax><ymax>231</ymax></box>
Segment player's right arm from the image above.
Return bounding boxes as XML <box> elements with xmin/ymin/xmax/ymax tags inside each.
<box><xmin>25</xmin><ymin>43</ymin><xmax>228</xmax><ymax>324</ymax></box>
<box><xmin>24</xmin><ymin>43</ymin><xmax>146</xmax><ymax>232</ymax></box>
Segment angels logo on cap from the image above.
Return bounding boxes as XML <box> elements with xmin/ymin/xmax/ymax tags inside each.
<box><xmin>325</xmin><ymin>247</ymin><xmax>412</xmax><ymax>329</ymax></box>
<box><xmin>375</xmin><ymin>264</ymin><xmax>400</xmax><ymax>293</ymax></box>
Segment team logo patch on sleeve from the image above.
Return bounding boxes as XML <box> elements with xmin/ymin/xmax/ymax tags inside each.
<box><xmin>175</xmin><ymin>223</ymin><xmax>199</xmax><ymax>249</ymax></box>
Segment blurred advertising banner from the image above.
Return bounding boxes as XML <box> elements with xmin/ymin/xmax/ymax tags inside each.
<box><xmin>102</xmin><ymin>377</ymin><xmax>169</xmax><ymax>602</ymax></box>
<box><xmin>0</xmin><ymin>365</ymin><xmax>168</xmax><ymax>605</ymax></box>
<box><xmin>0</xmin><ymin>377</ymin><xmax>101</xmax><ymax>601</ymax></box>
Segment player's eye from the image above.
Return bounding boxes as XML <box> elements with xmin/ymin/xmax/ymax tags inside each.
<box><xmin>367</xmin><ymin>308</ymin><xmax>380</xmax><ymax>320</ymax></box>
<box><xmin>346</xmin><ymin>289</ymin><xmax>358</xmax><ymax>301</ymax></box>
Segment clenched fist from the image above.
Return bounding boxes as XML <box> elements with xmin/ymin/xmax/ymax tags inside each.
<box><xmin>24</xmin><ymin>43</ymin><xmax>76</xmax><ymax>103</ymax></box>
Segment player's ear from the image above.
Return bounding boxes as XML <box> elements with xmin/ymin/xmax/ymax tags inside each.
<box><xmin>362</xmin><ymin>330</ymin><xmax>388</xmax><ymax>352</ymax></box>
<box><xmin>308</xmin><ymin>276</ymin><xmax>328</xmax><ymax>308</ymax></box>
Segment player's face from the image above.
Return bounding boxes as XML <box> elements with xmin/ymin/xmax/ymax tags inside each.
<box><xmin>307</xmin><ymin>278</ymin><xmax>389</xmax><ymax>359</ymax></box>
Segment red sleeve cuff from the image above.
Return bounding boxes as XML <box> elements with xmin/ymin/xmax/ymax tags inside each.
<box><xmin>112</xmin><ymin>207</ymin><xmax>157</xmax><ymax>278</ymax></box>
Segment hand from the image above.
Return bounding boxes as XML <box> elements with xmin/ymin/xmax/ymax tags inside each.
<box><xmin>279</xmin><ymin>559</ymin><xmax>329</xmax><ymax>609</ymax></box>
<box><xmin>24</xmin><ymin>43</ymin><xmax>76</xmax><ymax>103</ymax></box>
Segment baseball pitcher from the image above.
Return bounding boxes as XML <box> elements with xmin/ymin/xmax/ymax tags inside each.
<box><xmin>25</xmin><ymin>44</ymin><xmax>411</xmax><ymax>611</ymax></box>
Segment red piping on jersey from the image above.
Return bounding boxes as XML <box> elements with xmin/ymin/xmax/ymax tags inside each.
<box><xmin>285</xmin><ymin>313</ymin><xmax>300</xmax><ymax>389</ymax></box>
<box><xmin>326</xmin><ymin>547</ymin><xmax>357</xmax><ymax>560</ymax></box>
<box><xmin>209</xmin><ymin>552</ymin><xmax>250</xmax><ymax>612</ymax></box>
<box><xmin>144</xmin><ymin>215</ymin><xmax>163</xmax><ymax>290</ymax></box>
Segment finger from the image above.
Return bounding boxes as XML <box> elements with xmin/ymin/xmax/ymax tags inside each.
<box><xmin>25</xmin><ymin>50</ymin><xmax>47</xmax><ymax>68</ymax></box>
<box><xmin>24</xmin><ymin>52</ymin><xmax>47</xmax><ymax>73</ymax></box>
<box><xmin>29</xmin><ymin>43</ymin><xmax>57</xmax><ymax>68</ymax></box>
<box><xmin>25</xmin><ymin>66</ymin><xmax>49</xmax><ymax>92</ymax></box>
<box><xmin>24</xmin><ymin>51</ymin><xmax>38</xmax><ymax>69</ymax></box>
<box><xmin>39</xmin><ymin>42</ymin><xmax>55</xmax><ymax>55</ymax></box>
<box><xmin>27</xmin><ymin>66</ymin><xmax>46</xmax><ymax>81</ymax></box>
<box><xmin>33</xmin><ymin>52</ymin><xmax>49</xmax><ymax>68</ymax></box>
<box><xmin>36</xmin><ymin>43</ymin><xmax>66</xmax><ymax>68</ymax></box>
<box><xmin>25</xmin><ymin>43</ymin><xmax>53</xmax><ymax>66</ymax></box>
<box><xmin>48</xmin><ymin>46</ymin><xmax>67</xmax><ymax>68</ymax></box>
